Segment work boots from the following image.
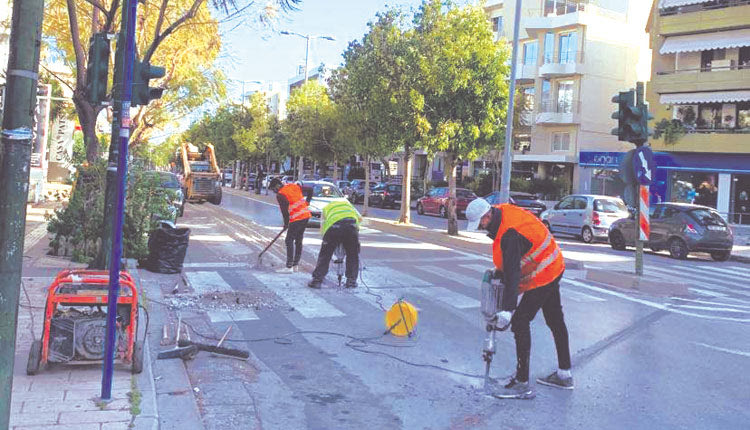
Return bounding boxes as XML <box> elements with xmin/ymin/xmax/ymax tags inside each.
<box><xmin>345</xmin><ymin>279</ymin><xmax>357</xmax><ymax>289</ymax></box>
<box><xmin>307</xmin><ymin>279</ymin><xmax>322</xmax><ymax>289</ymax></box>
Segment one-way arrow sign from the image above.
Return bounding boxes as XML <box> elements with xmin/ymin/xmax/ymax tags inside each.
<box><xmin>633</xmin><ymin>146</ymin><xmax>655</xmax><ymax>186</ymax></box>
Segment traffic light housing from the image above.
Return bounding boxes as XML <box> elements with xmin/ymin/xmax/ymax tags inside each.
<box><xmin>85</xmin><ymin>33</ymin><xmax>110</xmax><ymax>105</ymax></box>
<box><xmin>611</xmin><ymin>89</ymin><xmax>653</xmax><ymax>146</ymax></box>
<box><xmin>611</xmin><ymin>90</ymin><xmax>634</xmax><ymax>142</ymax></box>
<box><xmin>132</xmin><ymin>58</ymin><xmax>165</xmax><ymax>106</ymax></box>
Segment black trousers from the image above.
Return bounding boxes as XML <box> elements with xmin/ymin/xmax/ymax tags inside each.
<box><xmin>312</xmin><ymin>220</ymin><xmax>360</xmax><ymax>282</ymax></box>
<box><xmin>510</xmin><ymin>274</ymin><xmax>571</xmax><ymax>382</ymax></box>
<box><xmin>285</xmin><ymin>218</ymin><xmax>308</xmax><ymax>267</ymax></box>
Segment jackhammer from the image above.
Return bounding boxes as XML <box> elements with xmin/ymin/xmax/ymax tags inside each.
<box><xmin>480</xmin><ymin>268</ymin><xmax>510</xmax><ymax>393</ymax></box>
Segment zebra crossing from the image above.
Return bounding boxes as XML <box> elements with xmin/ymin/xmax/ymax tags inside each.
<box><xmin>178</xmin><ymin>259</ymin><xmax>750</xmax><ymax>327</ymax></box>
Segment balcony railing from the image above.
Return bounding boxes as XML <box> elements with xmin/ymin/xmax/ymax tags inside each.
<box><xmin>543</xmin><ymin>50</ymin><xmax>585</xmax><ymax>65</ymax></box>
<box><xmin>660</xmin><ymin>0</ymin><xmax>750</xmax><ymax>16</ymax></box>
<box><xmin>656</xmin><ymin>63</ymin><xmax>750</xmax><ymax>75</ymax></box>
<box><xmin>539</xmin><ymin>99</ymin><xmax>582</xmax><ymax>114</ymax></box>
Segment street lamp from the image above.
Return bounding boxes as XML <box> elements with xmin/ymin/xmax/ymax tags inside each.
<box><xmin>280</xmin><ymin>30</ymin><xmax>335</xmax><ymax>82</ymax></box>
<box><xmin>280</xmin><ymin>31</ymin><xmax>335</xmax><ymax>181</ymax></box>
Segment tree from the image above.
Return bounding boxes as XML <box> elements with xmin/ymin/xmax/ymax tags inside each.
<box><xmin>414</xmin><ymin>0</ymin><xmax>510</xmax><ymax>235</ymax></box>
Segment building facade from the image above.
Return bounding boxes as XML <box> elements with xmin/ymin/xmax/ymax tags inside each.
<box><xmin>646</xmin><ymin>0</ymin><xmax>750</xmax><ymax>224</ymax></box>
<box><xmin>486</xmin><ymin>0</ymin><xmax>652</xmax><ymax>198</ymax></box>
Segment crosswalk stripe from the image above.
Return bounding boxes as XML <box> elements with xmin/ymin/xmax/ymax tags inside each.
<box><xmin>663</xmin><ymin>264</ymin><xmax>744</xmax><ymax>286</ymax></box>
<box><xmin>351</xmin><ymin>288</ymin><xmax>405</xmax><ymax>311</ymax></box>
<box><xmin>414</xmin><ymin>287</ymin><xmax>480</xmax><ymax>309</ymax></box>
<box><xmin>184</xmin><ymin>271</ymin><xmax>233</xmax><ymax>294</ymax></box>
<box><xmin>699</xmin><ymin>265</ymin><xmax>750</xmax><ymax>278</ymax></box>
<box><xmin>649</xmin><ymin>266</ymin><xmax>747</xmax><ymax>292</ymax></box>
<box><xmin>459</xmin><ymin>264</ymin><xmax>492</xmax><ymax>274</ymax></box>
<box><xmin>647</xmin><ymin>266</ymin><xmax>750</xmax><ymax>298</ymax></box>
<box><xmin>183</xmin><ymin>262</ymin><xmax>250</xmax><ymax>268</ymax></box>
<box><xmin>252</xmin><ymin>272</ymin><xmax>345</xmax><ymax>318</ymax></box>
<box><xmin>560</xmin><ymin>286</ymin><xmax>607</xmax><ymax>302</ymax></box>
<box><xmin>422</xmin><ymin>266</ymin><xmax>480</xmax><ymax>289</ymax></box>
<box><xmin>689</xmin><ymin>288</ymin><xmax>729</xmax><ymax>298</ymax></box>
<box><xmin>359</xmin><ymin>266</ymin><xmax>432</xmax><ymax>289</ymax></box>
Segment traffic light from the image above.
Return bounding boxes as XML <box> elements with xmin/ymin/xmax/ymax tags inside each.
<box><xmin>85</xmin><ymin>33</ymin><xmax>110</xmax><ymax>105</ymax></box>
<box><xmin>132</xmin><ymin>58</ymin><xmax>165</xmax><ymax>106</ymax></box>
<box><xmin>611</xmin><ymin>90</ymin><xmax>634</xmax><ymax>142</ymax></box>
<box><xmin>611</xmin><ymin>89</ymin><xmax>654</xmax><ymax>146</ymax></box>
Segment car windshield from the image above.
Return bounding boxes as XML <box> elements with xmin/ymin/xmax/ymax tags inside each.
<box><xmin>312</xmin><ymin>184</ymin><xmax>344</xmax><ymax>198</ymax></box>
<box><xmin>189</xmin><ymin>161</ymin><xmax>211</xmax><ymax>172</ymax></box>
<box><xmin>688</xmin><ymin>208</ymin><xmax>726</xmax><ymax>226</ymax></box>
<box><xmin>456</xmin><ymin>189</ymin><xmax>476</xmax><ymax>199</ymax></box>
<box><xmin>158</xmin><ymin>172</ymin><xmax>180</xmax><ymax>189</ymax></box>
<box><xmin>594</xmin><ymin>199</ymin><xmax>627</xmax><ymax>213</ymax></box>
<box><xmin>512</xmin><ymin>193</ymin><xmax>536</xmax><ymax>201</ymax></box>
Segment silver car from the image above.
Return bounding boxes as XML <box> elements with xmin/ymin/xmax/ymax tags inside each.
<box><xmin>540</xmin><ymin>194</ymin><xmax>629</xmax><ymax>243</ymax></box>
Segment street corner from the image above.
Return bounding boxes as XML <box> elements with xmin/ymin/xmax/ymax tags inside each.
<box><xmin>585</xmin><ymin>268</ymin><xmax>691</xmax><ymax>298</ymax></box>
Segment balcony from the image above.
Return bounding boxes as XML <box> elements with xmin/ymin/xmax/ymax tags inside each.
<box><xmin>535</xmin><ymin>100</ymin><xmax>581</xmax><ymax>125</ymax></box>
<box><xmin>539</xmin><ymin>51</ymin><xmax>585</xmax><ymax>76</ymax></box>
<box><xmin>521</xmin><ymin>4</ymin><xmax>624</xmax><ymax>35</ymax></box>
<box><xmin>653</xmin><ymin>65</ymin><xmax>750</xmax><ymax>94</ymax></box>
<box><xmin>651</xmin><ymin>128</ymin><xmax>749</xmax><ymax>153</ymax></box>
<box><xmin>515</xmin><ymin>62</ymin><xmax>538</xmax><ymax>83</ymax></box>
<box><xmin>659</xmin><ymin>2</ymin><xmax>750</xmax><ymax>36</ymax></box>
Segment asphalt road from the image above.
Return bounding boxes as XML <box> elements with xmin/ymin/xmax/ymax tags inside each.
<box><xmin>167</xmin><ymin>191</ymin><xmax>750</xmax><ymax>429</ymax></box>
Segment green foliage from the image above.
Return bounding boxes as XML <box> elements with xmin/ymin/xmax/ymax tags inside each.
<box><xmin>47</xmin><ymin>161</ymin><xmax>173</xmax><ymax>262</ymax></box>
<box><xmin>285</xmin><ymin>80</ymin><xmax>346</xmax><ymax>163</ymax></box>
<box><xmin>653</xmin><ymin>118</ymin><xmax>687</xmax><ymax>145</ymax></box>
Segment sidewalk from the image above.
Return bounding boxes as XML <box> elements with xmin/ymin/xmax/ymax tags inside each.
<box><xmin>9</xmin><ymin>203</ymin><xmax>158</xmax><ymax>430</ymax></box>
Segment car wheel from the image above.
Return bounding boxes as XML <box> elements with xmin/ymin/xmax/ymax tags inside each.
<box><xmin>668</xmin><ymin>237</ymin><xmax>689</xmax><ymax>260</ymax></box>
<box><xmin>710</xmin><ymin>250</ymin><xmax>731</xmax><ymax>262</ymax></box>
<box><xmin>439</xmin><ymin>206</ymin><xmax>447</xmax><ymax>218</ymax></box>
<box><xmin>542</xmin><ymin>221</ymin><xmax>551</xmax><ymax>231</ymax></box>
<box><xmin>178</xmin><ymin>200</ymin><xmax>185</xmax><ymax>217</ymax></box>
<box><xmin>609</xmin><ymin>230</ymin><xmax>626</xmax><ymax>251</ymax></box>
<box><xmin>417</xmin><ymin>203</ymin><xmax>424</xmax><ymax>215</ymax></box>
<box><xmin>581</xmin><ymin>226</ymin><xmax>594</xmax><ymax>243</ymax></box>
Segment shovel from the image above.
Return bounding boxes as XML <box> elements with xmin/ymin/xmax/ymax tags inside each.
<box><xmin>256</xmin><ymin>226</ymin><xmax>287</xmax><ymax>267</ymax></box>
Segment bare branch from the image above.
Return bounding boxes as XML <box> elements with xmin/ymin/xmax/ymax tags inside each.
<box><xmin>143</xmin><ymin>0</ymin><xmax>204</xmax><ymax>63</ymax></box>
<box><xmin>154</xmin><ymin>0</ymin><xmax>168</xmax><ymax>41</ymax></box>
<box><xmin>66</xmin><ymin>0</ymin><xmax>86</xmax><ymax>89</ymax></box>
<box><xmin>103</xmin><ymin>0</ymin><xmax>120</xmax><ymax>32</ymax></box>
<box><xmin>40</xmin><ymin>64</ymin><xmax>76</xmax><ymax>94</ymax></box>
<box><xmin>80</xmin><ymin>0</ymin><xmax>109</xmax><ymax>16</ymax></box>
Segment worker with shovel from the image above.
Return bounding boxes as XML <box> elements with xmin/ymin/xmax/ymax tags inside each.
<box><xmin>307</xmin><ymin>200</ymin><xmax>362</xmax><ymax>289</ymax></box>
<box><xmin>465</xmin><ymin>198</ymin><xmax>572</xmax><ymax>399</ymax></box>
<box><xmin>269</xmin><ymin>177</ymin><xmax>312</xmax><ymax>273</ymax></box>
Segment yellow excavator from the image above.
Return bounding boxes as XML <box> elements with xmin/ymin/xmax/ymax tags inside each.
<box><xmin>179</xmin><ymin>142</ymin><xmax>222</xmax><ymax>206</ymax></box>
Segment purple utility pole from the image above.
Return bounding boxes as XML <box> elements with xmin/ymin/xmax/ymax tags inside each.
<box><xmin>101</xmin><ymin>0</ymin><xmax>138</xmax><ymax>401</ymax></box>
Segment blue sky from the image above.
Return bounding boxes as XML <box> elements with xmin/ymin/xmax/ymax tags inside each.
<box><xmin>217</xmin><ymin>1</ymin><xmax>427</xmax><ymax>97</ymax></box>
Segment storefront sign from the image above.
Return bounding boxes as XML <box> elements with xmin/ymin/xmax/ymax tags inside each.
<box><xmin>579</xmin><ymin>151</ymin><xmax>624</xmax><ymax>168</ymax></box>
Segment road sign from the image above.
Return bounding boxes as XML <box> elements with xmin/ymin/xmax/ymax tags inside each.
<box><xmin>639</xmin><ymin>185</ymin><xmax>649</xmax><ymax>241</ymax></box>
<box><xmin>633</xmin><ymin>146</ymin><xmax>655</xmax><ymax>186</ymax></box>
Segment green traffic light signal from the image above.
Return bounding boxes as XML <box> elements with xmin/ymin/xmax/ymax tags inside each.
<box><xmin>85</xmin><ymin>33</ymin><xmax>110</xmax><ymax>105</ymax></box>
<box><xmin>132</xmin><ymin>58</ymin><xmax>165</xmax><ymax>106</ymax></box>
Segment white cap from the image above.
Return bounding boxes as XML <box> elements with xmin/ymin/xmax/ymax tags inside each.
<box><xmin>465</xmin><ymin>198</ymin><xmax>492</xmax><ymax>231</ymax></box>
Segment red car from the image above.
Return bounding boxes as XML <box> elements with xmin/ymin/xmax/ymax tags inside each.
<box><xmin>416</xmin><ymin>187</ymin><xmax>478</xmax><ymax>218</ymax></box>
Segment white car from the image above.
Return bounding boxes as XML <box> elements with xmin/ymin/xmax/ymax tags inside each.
<box><xmin>300</xmin><ymin>181</ymin><xmax>350</xmax><ymax>227</ymax></box>
<box><xmin>539</xmin><ymin>194</ymin><xmax>630</xmax><ymax>243</ymax></box>
<box><xmin>262</xmin><ymin>174</ymin><xmax>282</xmax><ymax>189</ymax></box>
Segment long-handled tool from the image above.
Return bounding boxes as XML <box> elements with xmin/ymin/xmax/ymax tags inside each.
<box><xmin>479</xmin><ymin>268</ymin><xmax>510</xmax><ymax>394</ymax></box>
<box><xmin>257</xmin><ymin>226</ymin><xmax>287</xmax><ymax>266</ymax></box>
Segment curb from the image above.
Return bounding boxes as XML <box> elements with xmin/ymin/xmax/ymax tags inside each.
<box><xmin>730</xmin><ymin>254</ymin><xmax>750</xmax><ymax>264</ymax></box>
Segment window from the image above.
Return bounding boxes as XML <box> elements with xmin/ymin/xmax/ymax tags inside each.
<box><xmin>492</xmin><ymin>16</ymin><xmax>503</xmax><ymax>34</ymax></box>
<box><xmin>544</xmin><ymin>33</ymin><xmax>555</xmax><ymax>63</ymax></box>
<box><xmin>523</xmin><ymin>41</ymin><xmax>538</xmax><ymax>65</ymax></box>
<box><xmin>740</xmin><ymin>47</ymin><xmax>750</xmax><ymax>69</ymax></box>
<box><xmin>541</xmin><ymin>79</ymin><xmax>551</xmax><ymax>106</ymax></box>
<box><xmin>698</xmin><ymin>104</ymin><xmax>722</xmax><ymax>129</ymax></box>
<box><xmin>594</xmin><ymin>199</ymin><xmax>627</xmax><ymax>213</ymax></box>
<box><xmin>573</xmin><ymin>197</ymin><xmax>587</xmax><ymax>210</ymax></box>
<box><xmin>558</xmin><ymin>32</ymin><xmax>577</xmax><ymax>64</ymax></box>
<box><xmin>662</xmin><ymin>207</ymin><xmax>680</xmax><ymax>219</ymax></box>
<box><xmin>522</xmin><ymin>86</ymin><xmax>535</xmax><ymax>111</ymax></box>
<box><xmin>701</xmin><ymin>49</ymin><xmax>726</xmax><ymax>71</ymax></box>
<box><xmin>557</xmin><ymin>196</ymin><xmax>575</xmax><ymax>209</ymax></box>
<box><xmin>737</xmin><ymin>102</ymin><xmax>750</xmax><ymax>129</ymax></box>
<box><xmin>552</xmin><ymin>132</ymin><xmax>570</xmax><ymax>151</ymax></box>
<box><xmin>557</xmin><ymin>80</ymin><xmax>575</xmax><ymax>113</ymax></box>
<box><xmin>544</xmin><ymin>0</ymin><xmax>555</xmax><ymax>15</ymax></box>
<box><xmin>649</xmin><ymin>205</ymin><xmax>663</xmax><ymax>219</ymax></box>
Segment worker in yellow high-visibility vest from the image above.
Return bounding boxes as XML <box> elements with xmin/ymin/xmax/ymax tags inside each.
<box><xmin>308</xmin><ymin>200</ymin><xmax>362</xmax><ymax>289</ymax></box>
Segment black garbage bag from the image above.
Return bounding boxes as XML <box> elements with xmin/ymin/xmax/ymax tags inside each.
<box><xmin>145</xmin><ymin>222</ymin><xmax>190</xmax><ymax>274</ymax></box>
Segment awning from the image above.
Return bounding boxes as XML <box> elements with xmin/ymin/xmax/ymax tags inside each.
<box><xmin>660</xmin><ymin>28</ymin><xmax>750</xmax><ymax>54</ymax></box>
<box><xmin>660</xmin><ymin>90</ymin><xmax>750</xmax><ymax>104</ymax></box>
<box><xmin>659</xmin><ymin>0</ymin><xmax>711</xmax><ymax>8</ymax></box>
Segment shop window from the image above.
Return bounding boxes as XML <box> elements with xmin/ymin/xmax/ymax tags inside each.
<box><xmin>732</xmin><ymin>174</ymin><xmax>750</xmax><ymax>224</ymax></box>
<box><xmin>670</xmin><ymin>172</ymin><xmax>718</xmax><ymax>208</ymax></box>
<box><xmin>523</xmin><ymin>41</ymin><xmax>538</xmax><ymax>65</ymax></box>
<box><xmin>552</xmin><ymin>132</ymin><xmax>570</xmax><ymax>151</ymax></box>
<box><xmin>736</xmin><ymin>102</ymin><xmax>750</xmax><ymax>129</ymax></box>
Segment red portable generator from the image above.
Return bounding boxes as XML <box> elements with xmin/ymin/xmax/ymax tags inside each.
<box><xmin>26</xmin><ymin>269</ymin><xmax>144</xmax><ymax>375</ymax></box>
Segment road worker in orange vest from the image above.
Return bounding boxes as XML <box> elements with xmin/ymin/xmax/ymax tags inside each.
<box><xmin>270</xmin><ymin>177</ymin><xmax>312</xmax><ymax>273</ymax></box>
<box><xmin>466</xmin><ymin>198</ymin><xmax>572</xmax><ymax>399</ymax></box>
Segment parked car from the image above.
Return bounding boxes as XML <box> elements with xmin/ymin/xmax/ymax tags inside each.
<box><xmin>300</xmin><ymin>181</ymin><xmax>350</xmax><ymax>227</ymax></box>
<box><xmin>281</xmin><ymin>175</ymin><xmax>295</xmax><ymax>184</ymax></box>
<box><xmin>540</xmin><ymin>194</ymin><xmax>629</xmax><ymax>243</ymax></box>
<box><xmin>369</xmin><ymin>183</ymin><xmax>403</xmax><ymax>209</ymax></box>
<box><xmin>416</xmin><ymin>187</ymin><xmax>478</xmax><ymax>218</ymax></box>
<box><xmin>483</xmin><ymin>191</ymin><xmax>547</xmax><ymax>217</ymax></box>
<box><xmin>608</xmin><ymin>202</ymin><xmax>733</xmax><ymax>261</ymax></box>
<box><xmin>262</xmin><ymin>174</ymin><xmax>282</xmax><ymax>189</ymax></box>
<box><xmin>301</xmin><ymin>173</ymin><xmax>320</xmax><ymax>181</ymax></box>
<box><xmin>346</xmin><ymin>180</ymin><xmax>378</xmax><ymax>204</ymax></box>
<box><xmin>222</xmin><ymin>169</ymin><xmax>233</xmax><ymax>186</ymax></box>
<box><xmin>321</xmin><ymin>177</ymin><xmax>335</xmax><ymax>184</ymax></box>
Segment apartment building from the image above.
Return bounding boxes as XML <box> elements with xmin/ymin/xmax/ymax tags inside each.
<box><xmin>646</xmin><ymin>0</ymin><xmax>750</xmax><ymax>224</ymax></box>
<box><xmin>485</xmin><ymin>0</ymin><xmax>652</xmax><ymax>197</ymax></box>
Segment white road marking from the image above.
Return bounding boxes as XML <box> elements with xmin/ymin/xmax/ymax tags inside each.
<box><xmin>459</xmin><ymin>264</ymin><xmax>493</xmax><ymax>274</ymax></box>
<box><xmin>668</xmin><ymin>304</ymin><xmax>749</xmax><ymax>313</ymax></box>
<box><xmin>422</xmin><ymin>265</ymin><xmax>479</xmax><ymax>289</ymax></box>
<box><xmin>24</xmin><ymin>223</ymin><xmax>48</xmax><ymax>253</ymax></box>
<box><xmin>564</xmin><ymin>279</ymin><xmax>750</xmax><ymax>323</ymax></box>
<box><xmin>351</xmin><ymin>288</ymin><xmax>407</xmax><ymax>311</ymax></box>
<box><xmin>561</xmin><ymin>287</ymin><xmax>607</xmax><ymax>302</ymax></box>
<box><xmin>692</xmin><ymin>342</ymin><xmax>750</xmax><ymax>358</ymax></box>
<box><xmin>230</xmin><ymin>309</ymin><xmax>260</xmax><ymax>321</ymax></box>
<box><xmin>183</xmin><ymin>262</ymin><xmax>250</xmax><ymax>268</ymax></box>
<box><xmin>207</xmin><ymin>310</ymin><xmax>233</xmax><ymax>323</ymax></box>
<box><xmin>670</xmin><ymin>297</ymin><xmax>750</xmax><ymax>309</ymax></box>
<box><xmin>414</xmin><ymin>287</ymin><xmax>479</xmax><ymax>309</ymax></box>
<box><xmin>688</xmin><ymin>288</ymin><xmax>729</xmax><ymax>298</ymax></box>
<box><xmin>190</xmin><ymin>234</ymin><xmax>235</xmax><ymax>242</ymax></box>
<box><xmin>647</xmin><ymin>266</ymin><xmax>750</xmax><ymax>297</ymax></box>
<box><xmin>662</xmin><ymin>264</ymin><xmax>744</xmax><ymax>286</ymax></box>
<box><xmin>184</xmin><ymin>271</ymin><xmax>233</xmax><ymax>294</ymax></box>
<box><xmin>252</xmin><ymin>272</ymin><xmax>345</xmax><ymax>318</ymax></box>
<box><xmin>359</xmin><ymin>266</ymin><xmax>433</xmax><ymax>289</ymax></box>
<box><xmin>362</xmin><ymin>242</ymin><xmax>452</xmax><ymax>251</ymax></box>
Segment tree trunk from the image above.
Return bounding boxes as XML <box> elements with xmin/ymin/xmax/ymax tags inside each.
<box><xmin>398</xmin><ymin>149</ymin><xmax>412</xmax><ymax>224</ymax></box>
<box><xmin>492</xmin><ymin>150</ymin><xmax>501</xmax><ymax>192</ymax></box>
<box><xmin>333</xmin><ymin>156</ymin><xmax>338</xmax><ymax>181</ymax></box>
<box><xmin>446</xmin><ymin>153</ymin><xmax>458</xmax><ymax>235</ymax></box>
<box><xmin>362</xmin><ymin>155</ymin><xmax>370</xmax><ymax>217</ymax></box>
<box><xmin>73</xmin><ymin>96</ymin><xmax>100</xmax><ymax>162</ymax></box>
<box><xmin>423</xmin><ymin>153</ymin><xmax>432</xmax><ymax>200</ymax></box>
<box><xmin>297</xmin><ymin>155</ymin><xmax>303</xmax><ymax>180</ymax></box>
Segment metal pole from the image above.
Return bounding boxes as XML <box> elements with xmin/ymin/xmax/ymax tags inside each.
<box><xmin>499</xmin><ymin>0</ymin><xmax>522</xmax><ymax>204</ymax></box>
<box><xmin>101</xmin><ymin>0</ymin><xmax>138</xmax><ymax>401</ymax></box>
<box><xmin>0</xmin><ymin>0</ymin><xmax>45</xmax><ymax>426</ymax></box>
<box><xmin>634</xmin><ymin>82</ymin><xmax>645</xmax><ymax>277</ymax></box>
<box><xmin>304</xmin><ymin>35</ymin><xmax>310</xmax><ymax>82</ymax></box>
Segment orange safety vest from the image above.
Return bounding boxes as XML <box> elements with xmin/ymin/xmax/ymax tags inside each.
<box><xmin>492</xmin><ymin>204</ymin><xmax>565</xmax><ymax>293</ymax></box>
<box><xmin>278</xmin><ymin>183</ymin><xmax>311</xmax><ymax>223</ymax></box>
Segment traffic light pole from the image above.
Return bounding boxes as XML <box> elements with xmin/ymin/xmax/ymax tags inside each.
<box><xmin>0</xmin><ymin>1</ymin><xmax>45</xmax><ymax>424</ymax></box>
<box><xmin>101</xmin><ymin>0</ymin><xmax>138</xmax><ymax>402</ymax></box>
<box><xmin>499</xmin><ymin>0</ymin><xmax>522</xmax><ymax>204</ymax></box>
